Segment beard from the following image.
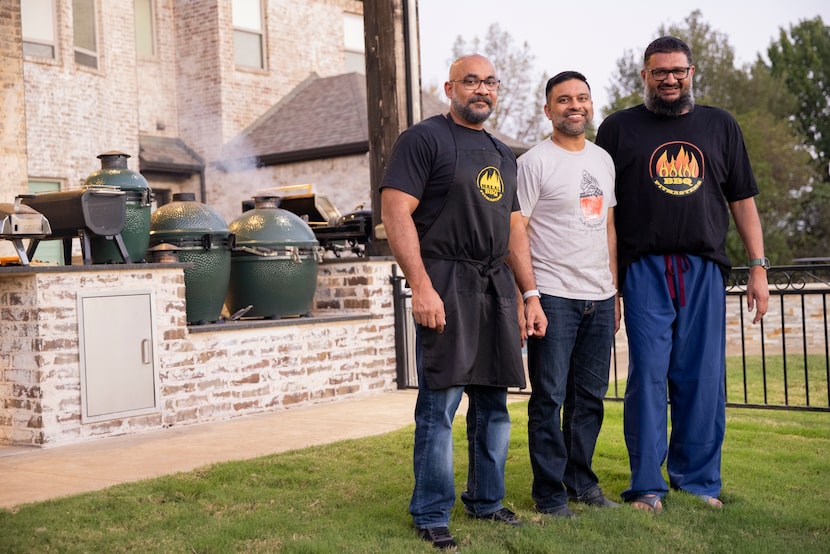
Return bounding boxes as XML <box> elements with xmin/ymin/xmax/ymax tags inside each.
<box><xmin>452</xmin><ymin>94</ymin><xmax>493</xmax><ymax>125</ymax></box>
<box><xmin>553</xmin><ymin>111</ymin><xmax>590</xmax><ymax>136</ymax></box>
<box><xmin>644</xmin><ymin>84</ymin><xmax>695</xmax><ymax>117</ymax></box>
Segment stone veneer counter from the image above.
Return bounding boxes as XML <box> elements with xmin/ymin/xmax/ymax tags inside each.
<box><xmin>0</xmin><ymin>260</ymin><xmax>398</xmax><ymax>447</ymax></box>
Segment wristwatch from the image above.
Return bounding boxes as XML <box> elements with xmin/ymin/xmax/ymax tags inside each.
<box><xmin>748</xmin><ymin>257</ymin><xmax>770</xmax><ymax>270</ymax></box>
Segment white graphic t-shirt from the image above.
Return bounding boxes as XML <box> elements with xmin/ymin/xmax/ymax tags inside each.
<box><xmin>517</xmin><ymin>138</ymin><xmax>617</xmax><ymax>300</ymax></box>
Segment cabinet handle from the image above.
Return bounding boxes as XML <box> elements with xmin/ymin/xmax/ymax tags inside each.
<box><xmin>141</xmin><ymin>339</ymin><xmax>152</xmax><ymax>365</ymax></box>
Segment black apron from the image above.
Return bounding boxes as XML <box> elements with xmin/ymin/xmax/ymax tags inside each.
<box><xmin>417</xmin><ymin>116</ymin><xmax>526</xmax><ymax>390</ymax></box>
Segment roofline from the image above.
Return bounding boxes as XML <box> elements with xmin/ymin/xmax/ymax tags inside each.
<box><xmin>139</xmin><ymin>160</ymin><xmax>203</xmax><ymax>174</ymax></box>
<box><xmin>138</xmin><ymin>134</ymin><xmax>205</xmax><ymax>175</ymax></box>
<box><xmin>215</xmin><ymin>141</ymin><xmax>369</xmax><ymax>171</ymax></box>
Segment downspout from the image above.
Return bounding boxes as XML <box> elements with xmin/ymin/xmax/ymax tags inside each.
<box><xmin>391</xmin><ymin>263</ymin><xmax>410</xmax><ymax>389</ymax></box>
<box><xmin>402</xmin><ymin>0</ymin><xmax>421</xmax><ymax>127</ymax></box>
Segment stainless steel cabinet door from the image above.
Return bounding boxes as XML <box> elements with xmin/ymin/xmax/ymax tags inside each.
<box><xmin>78</xmin><ymin>290</ymin><xmax>159</xmax><ymax>422</ymax></box>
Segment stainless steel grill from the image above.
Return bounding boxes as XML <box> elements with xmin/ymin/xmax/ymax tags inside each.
<box><xmin>0</xmin><ymin>200</ymin><xmax>52</xmax><ymax>266</ymax></box>
<box><xmin>249</xmin><ymin>185</ymin><xmax>372</xmax><ymax>257</ymax></box>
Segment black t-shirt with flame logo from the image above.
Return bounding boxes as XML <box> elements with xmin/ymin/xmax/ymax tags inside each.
<box><xmin>596</xmin><ymin>104</ymin><xmax>758</xmax><ymax>284</ymax></box>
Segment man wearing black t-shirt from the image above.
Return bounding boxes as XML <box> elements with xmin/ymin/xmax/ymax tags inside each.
<box><xmin>381</xmin><ymin>54</ymin><xmax>546</xmax><ymax>549</ymax></box>
<box><xmin>596</xmin><ymin>36</ymin><xmax>769</xmax><ymax>514</ymax></box>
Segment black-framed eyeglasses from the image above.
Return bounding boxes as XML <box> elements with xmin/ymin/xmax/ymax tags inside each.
<box><xmin>450</xmin><ymin>77</ymin><xmax>501</xmax><ymax>91</ymax></box>
<box><xmin>649</xmin><ymin>67</ymin><xmax>691</xmax><ymax>81</ymax></box>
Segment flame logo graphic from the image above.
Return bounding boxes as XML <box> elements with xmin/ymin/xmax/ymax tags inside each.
<box><xmin>656</xmin><ymin>147</ymin><xmax>700</xmax><ymax>178</ymax></box>
<box><xmin>650</xmin><ymin>142</ymin><xmax>704</xmax><ymax>196</ymax></box>
<box><xmin>478</xmin><ymin>166</ymin><xmax>504</xmax><ymax>202</ymax></box>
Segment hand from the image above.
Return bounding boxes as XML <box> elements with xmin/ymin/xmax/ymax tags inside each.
<box><xmin>411</xmin><ymin>285</ymin><xmax>446</xmax><ymax>333</ymax></box>
<box><xmin>523</xmin><ymin>296</ymin><xmax>547</xmax><ymax>339</ymax></box>
<box><xmin>746</xmin><ymin>267</ymin><xmax>770</xmax><ymax>324</ymax></box>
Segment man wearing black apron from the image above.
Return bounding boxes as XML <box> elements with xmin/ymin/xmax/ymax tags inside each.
<box><xmin>381</xmin><ymin>54</ymin><xmax>547</xmax><ymax>550</ymax></box>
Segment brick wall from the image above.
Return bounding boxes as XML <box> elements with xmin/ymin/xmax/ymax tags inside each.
<box><xmin>136</xmin><ymin>0</ymin><xmax>180</xmax><ymax>138</ymax></box>
<box><xmin>23</xmin><ymin>0</ymin><xmax>141</xmax><ymax>191</ymax></box>
<box><xmin>0</xmin><ymin>258</ymin><xmax>398</xmax><ymax>447</ymax></box>
<box><xmin>0</xmin><ymin>0</ymin><xmax>28</xmax><ymax>259</ymax></box>
<box><xmin>8</xmin><ymin>0</ymin><xmax>369</xmax><ymax>209</ymax></box>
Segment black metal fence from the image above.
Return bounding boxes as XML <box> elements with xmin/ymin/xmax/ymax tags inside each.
<box><xmin>721</xmin><ymin>264</ymin><xmax>830</xmax><ymax>412</ymax></box>
<box><xmin>391</xmin><ymin>264</ymin><xmax>830</xmax><ymax>412</ymax></box>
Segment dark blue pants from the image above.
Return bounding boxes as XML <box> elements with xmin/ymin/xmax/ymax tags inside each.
<box><xmin>621</xmin><ymin>254</ymin><xmax>726</xmax><ymax>501</ymax></box>
<box><xmin>527</xmin><ymin>295</ymin><xmax>615</xmax><ymax>511</ymax></box>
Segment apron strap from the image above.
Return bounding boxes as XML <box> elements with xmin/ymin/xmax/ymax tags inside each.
<box><xmin>425</xmin><ymin>253</ymin><xmax>506</xmax><ymax>276</ymax></box>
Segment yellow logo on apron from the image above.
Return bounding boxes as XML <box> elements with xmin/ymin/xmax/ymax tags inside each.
<box><xmin>477</xmin><ymin>166</ymin><xmax>504</xmax><ymax>202</ymax></box>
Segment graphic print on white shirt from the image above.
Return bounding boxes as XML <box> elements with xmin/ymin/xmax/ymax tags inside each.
<box><xmin>579</xmin><ymin>170</ymin><xmax>604</xmax><ymax>228</ymax></box>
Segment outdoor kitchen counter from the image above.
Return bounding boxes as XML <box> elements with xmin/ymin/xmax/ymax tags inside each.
<box><xmin>0</xmin><ymin>261</ymin><xmax>190</xmax><ymax>274</ymax></box>
<box><xmin>0</xmin><ymin>259</ymin><xmax>399</xmax><ymax>448</ymax></box>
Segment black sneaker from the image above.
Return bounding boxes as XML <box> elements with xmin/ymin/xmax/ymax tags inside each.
<box><xmin>569</xmin><ymin>487</ymin><xmax>621</xmax><ymax>508</ymax></box>
<box><xmin>470</xmin><ymin>507</ymin><xmax>523</xmax><ymax>527</ymax></box>
<box><xmin>416</xmin><ymin>526</ymin><xmax>458</xmax><ymax>550</ymax></box>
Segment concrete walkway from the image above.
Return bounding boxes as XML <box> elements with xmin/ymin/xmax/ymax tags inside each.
<box><xmin>0</xmin><ymin>390</ymin><xmax>418</xmax><ymax>510</ymax></box>
<box><xmin>0</xmin><ymin>390</ymin><xmax>530</xmax><ymax>510</ymax></box>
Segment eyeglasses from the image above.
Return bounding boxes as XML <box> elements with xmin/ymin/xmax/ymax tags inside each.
<box><xmin>649</xmin><ymin>67</ymin><xmax>691</xmax><ymax>81</ymax></box>
<box><xmin>450</xmin><ymin>77</ymin><xmax>501</xmax><ymax>91</ymax></box>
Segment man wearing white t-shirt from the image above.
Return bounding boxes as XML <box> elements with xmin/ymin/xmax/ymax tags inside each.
<box><xmin>517</xmin><ymin>71</ymin><xmax>620</xmax><ymax>518</ymax></box>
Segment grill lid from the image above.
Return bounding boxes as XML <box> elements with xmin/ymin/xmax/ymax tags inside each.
<box><xmin>230</xmin><ymin>196</ymin><xmax>319</xmax><ymax>250</ymax></box>
<box><xmin>150</xmin><ymin>192</ymin><xmax>230</xmax><ymax>237</ymax></box>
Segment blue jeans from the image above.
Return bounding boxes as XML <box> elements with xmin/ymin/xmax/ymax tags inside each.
<box><xmin>410</xmin><ymin>327</ymin><xmax>512</xmax><ymax>528</ymax></box>
<box><xmin>527</xmin><ymin>294</ymin><xmax>615</xmax><ymax>511</ymax></box>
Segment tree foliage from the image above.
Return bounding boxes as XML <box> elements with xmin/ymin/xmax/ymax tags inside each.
<box><xmin>768</xmin><ymin>17</ymin><xmax>830</xmax><ymax>182</ymax></box>
<box><xmin>766</xmin><ymin>16</ymin><xmax>830</xmax><ymax>258</ymax></box>
<box><xmin>603</xmin><ymin>48</ymin><xmax>642</xmax><ymax>116</ymax></box>
<box><xmin>449</xmin><ymin>23</ymin><xmax>549</xmax><ymax>143</ymax></box>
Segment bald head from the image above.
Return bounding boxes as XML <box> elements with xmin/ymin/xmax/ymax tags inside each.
<box><xmin>444</xmin><ymin>54</ymin><xmax>499</xmax><ymax>129</ymax></box>
<box><xmin>448</xmin><ymin>54</ymin><xmax>495</xmax><ymax>81</ymax></box>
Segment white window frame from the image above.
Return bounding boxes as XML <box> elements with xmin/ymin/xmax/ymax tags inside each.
<box><xmin>73</xmin><ymin>0</ymin><xmax>99</xmax><ymax>70</ymax></box>
<box><xmin>343</xmin><ymin>12</ymin><xmax>365</xmax><ymax>74</ymax></box>
<box><xmin>22</xmin><ymin>0</ymin><xmax>57</xmax><ymax>60</ymax></box>
<box><xmin>134</xmin><ymin>0</ymin><xmax>156</xmax><ymax>59</ymax></box>
<box><xmin>232</xmin><ymin>0</ymin><xmax>264</xmax><ymax>70</ymax></box>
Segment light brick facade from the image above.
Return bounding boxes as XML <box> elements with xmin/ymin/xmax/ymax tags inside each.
<box><xmin>1</xmin><ymin>0</ymin><xmax>371</xmax><ymax>236</ymax></box>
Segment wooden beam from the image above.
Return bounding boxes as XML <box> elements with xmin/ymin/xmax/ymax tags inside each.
<box><xmin>362</xmin><ymin>0</ymin><xmax>414</xmax><ymax>256</ymax></box>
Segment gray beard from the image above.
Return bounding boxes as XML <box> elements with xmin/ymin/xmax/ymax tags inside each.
<box><xmin>644</xmin><ymin>87</ymin><xmax>695</xmax><ymax>117</ymax></box>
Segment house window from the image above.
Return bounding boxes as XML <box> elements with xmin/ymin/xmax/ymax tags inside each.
<box><xmin>343</xmin><ymin>12</ymin><xmax>365</xmax><ymax>74</ymax></box>
<box><xmin>232</xmin><ymin>0</ymin><xmax>264</xmax><ymax>69</ymax></box>
<box><xmin>73</xmin><ymin>0</ymin><xmax>98</xmax><ymax>69</ymax></box>
<box><xmin>22</xmin><ymin>0</ymin><xmax>57</xmax><ymax>59</ymax></box>
<box><xmin>134</xmin><ymin>0</ymin><xmax>155</xmax><ymax>58</ymax></box>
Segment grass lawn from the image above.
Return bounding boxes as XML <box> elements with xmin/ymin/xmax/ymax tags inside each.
<box><xmin>1</xmin><ymin>400</ymin><xmax>828</xmax><ymax>553</ymax></box>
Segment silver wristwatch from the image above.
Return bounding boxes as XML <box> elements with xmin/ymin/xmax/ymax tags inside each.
<box><xmin>748</xmin><ymin>257</ymin><xmax>770</xmax><ymax>270</ymax></box>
